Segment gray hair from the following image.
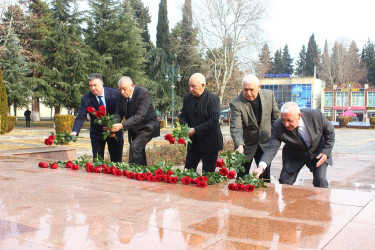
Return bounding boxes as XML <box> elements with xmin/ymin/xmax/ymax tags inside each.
<box><xmin>242</xmin><ymin>75</ymin><xmax>260</xmax><ymax>87</ymax></box>
<box><xmin>189</xmin><ymin>73</ymin><xmax>206</xmax><ymax>85</ymax></box>
<box><xmin>280</xmin><ymin>102</ymin><xmax>300</xmax><ymax>114</ymax></box>
<box><xmin>118</xmin><ymin>76</ymin><xmax>133</xmax><ymax>86</ymax></box>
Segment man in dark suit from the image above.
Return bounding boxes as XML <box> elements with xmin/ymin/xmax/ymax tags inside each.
<box><xmin>110</xmin><ymin>76</ymin><xmax>160</xmax><ymax>165</ymax></box>
<box><xmin>24</xmin><ymin>107</ymin><xmax>31</xmax><ymax>128</ymax></box>
<box><xmin>71</xmin><ymin>73</ymin><xmax>124</xmax><ymax>162</ymax></box>
<box><xmin>230</xmin><ymin>75</ymin><xmax>279</xmax><ymax>180</ymax></box>
<box><xmin>254</xmin><ymin>102</ymin><xmax>335</xmax><ymax>188</ymax></box>
<box><xmin>179</xmin><ymin>73</ymin><xmax>223</xmax><ymax>173</ymax></box>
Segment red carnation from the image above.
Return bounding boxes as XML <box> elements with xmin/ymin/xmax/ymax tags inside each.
<box><xmin>219</xmin><ymin>167</ymin><xmax>228</xmax><ymax>176</ymax></box>
<box><xmin>50</xmin><ymin>163</ymin><xmax>58</xmax><ymax>169</ymax></box>
<box><xmin>71</xmin><ymin>164</ymin><xmax>79</xmax><ymax>170</ymax></box>
<box><xmin>113</xmin><ymin>169</ymin><xmax>122</xmax><ymax>176</ymax></box>
<box><xmin>164</xmin><ymin>134</ymin><xmax>174</xmax><ymax>142</ymax></box>
<box><xmin>228</xmin><ymin>183</ymin><xmax>236</xmax><ymax>190</ymax></box>
<box><xmin>197</xmin><ymin>181</ymin><xmax>207</xmax><ymax>188</ymax></box>
<box><xmin>165</xmin><ymin>170</ymin><xmax>174</xmax><ymax>176</ymax></box>
<box><xmin>169</xmin><ymin>176</ymin><xmax>179</xmax><ymax>184</ymax></box>
<box><xmin>87</xmin><ymin>106</ymin><xmax>95</xmax><ymax>113</ymax></box>
<box><xmin>155</xmin><ymin>175</ymin><xmax>163</xmax><ymax>182</ymax></box>
<box><xmin>191</xmin><ymin>178</ymin><xmax>198</xmax><ymax>184</ymax></box>
<box><xmin>94</xmin><ymin>167</ymin><xmax>102</xmax><ymax>173</ymax></box>
<box><xmin>163</xmin><ymin>175</ymin><xmax>171</xmax><ymax>183</ymax></box>
<box><xmin>244</xmin><ymin>184</ymin><xmax>255</xmax><ymax>192</ymax></box>
<box><xmin>128</xmin><ymin>172</ymin><xmax>135</xmax><ymax>179</ymax></box>
<box><xmin>197</xmin><ymin>176</ymin><xmax>205</xmax><ymax>183</ymax></box>
<box><xmin>123</xmin><ymin>170</ymin><xmax>129</xmax><ymax>176</ymax></box>
<box><xmin>177</xmin><ymin>138</ymin><xmax>186</xmax><ymax>145</ymax></box>
<box><xmin>95</xmin><ymin>110</ymin><xmax>104</xmax><ymax>118</ymax></box>
<box><xmin>109</xmin><ymin>166</ymin><xmax>116</xmax><ymax>174</ymax></box>
<box><xmin>215</xmin><ymin>159</ymin><xmax>225</xmax><ymax>168</ymax></box>
<box><xmin>152</xmin><ymin>176</ymin><xmax>157</xmax><ymax>182</ymax></box>
<box><xmin>169</xmin><ymin>137</ymin><xmax>176</xmax><ymax>144</ymax></box>
<box><xmin>181</xmin><ymin>176</ymin><xmax>191</xmax><ymax>185</ymax></box>
<box><xmin>100</xmin><ymin>164</ymin><xmax>108</xmax><ymax>169</ymax></box>
<box><xmin>155</xmin><ymin>169</ymin><xmax>164</xmax><ymax>176</ymax></box>
<box><xmin>44</xmin><ymin>138</ymin><xmax>53</xmax><ymax>145</ymax></box>
<box><xmin>66</xmin><ymin>161</ymin><xmax>73</xmax><ymax>168</ymax></box>
<box><xmin>145</xmin><ymin>172</ymin><xmax>153</xmax><ymax>177</ymax></box>
<box><xmin>203</xmin><ymin>176</ymin><xmax>208</xmax><ymax>181</ymax></box>
<box><xmin>137</xmin><ymin>173</ymin><xmax>146</xmax><ymax>181</ymax></box>
<box><xmin>147</xmin><ymin>175</ymin><xmax>154</xmax><ymax>182</ymax></box>
<box><xmin>227</xmin><ymin>171</ymin><xmax>236</xmax><ymax>179</ymax></box>
<box><xmin>103</xmin><ymin>168</ymin><xmax>110</xmax><ymax>174</ymax></box>
<box><xmin>235</xmin><ymin>183</ymin><xmax>245</xmax><ymax>191</ymax></box>
<box><xmin>38</xmin><ymin>162</ymin><xmax>49</xmax><ymax>168</ymax></box>
<box><xmin>98</xmin><ymin>105</ymin><xmax>106</xmax><ymax>112</ymax></box>
<box><xmin>48</xmin><ymin>135</ymin><xmax>56</xmax><ymax>140</ymax></box>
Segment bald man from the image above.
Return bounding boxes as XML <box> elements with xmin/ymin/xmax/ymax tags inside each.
<box><xmin>179</xmin><ymin>73</ymin><xmax>223</xmax><ymax>173</ymax></box>
<box><xmin>110</xmin><ymin>76</ymin><xmax>160</xmax><ymax>165</ymax></box>
<box><xmin>230</xmin><ymin>75</ymin><xmax>279</xmax><ymax>180</ymax></box>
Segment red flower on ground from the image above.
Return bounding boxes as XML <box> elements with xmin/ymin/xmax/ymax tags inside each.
<box><xmin>66</xmin><ymin>161</ymin><xmax>73</xmax><ymax>168</ymax></box>
<box><xmin>94</xmin><ymin>167</ymin><xmax>102</xmax><ymax>173</ymax></box>
<box><xmin>137</xmin><ymin>173</ymin><xmax>146</xmax><ymax>181</ymax></box>
<box><xmin>152</xmin><ymin>176</ymin><xmax>158</xmax><ymax>182</ymax></box>
<box><xmin>123</xmin><ymin>170</ymin><xmax>129</xmax><ymax>177</ymax></box>
<box><xmin>113</xmin><ymin>169</ymin><xmax>123</xmax><ymax>176</ymax></box>
<box><xmin>44</xmin><ymin>138</ymin><xmax>53</xmax><ymax>145</ymax></box>
<box><xmin>197</xmin><ymin>181</ymin><xmax>207</xmax><ymax>188</ymax></box>
<box><xmin>147</xmin><ymin>175</ymin><xmax>154</xmax><ymax>182</ymax></box>
<box><xmin>155</xmin><ymin>175</ymin><xmax>163</xmax><ymax>182</ymax></box>
<box><xmin>128</xmin><ymin>172</ymin><xmax>135</xmax><ymax>179</ymax></box>
<box><xmin>87</xmin><ymin>106</ymin><xmax>95</xmax><ymax>113</ymax></box>
<box><xmin>177</xmin><ymin>138</ymin><xmax>186</xmax><ymax>145</ymax></box>
<box><xmin>100</xmin><ymin>164</ymin><xmax>108</xmax><ymax>169</ymax></box>
<box><xmin>219</xmin><ymin>167</ymin><xmax>228</xmax><ymax>176</ymax></box>
<box><xmin>163</xmin><ymin>175</ymin><xmax>171</xmax><ymax>183</ymax></box>
<box><xmin>235</xmin><ymin>183</ymin><xmax>245</xmax><ymax>191</ymax></box>
<box><xmin>197</xmin><ymin>176</ymin><xmax>205</xmax><ymax>183</ymax></box>
<box><xmin>169</xmin><ymin>176</ymin><xmax>179</xmax><ymax>184</ymax></box>
<box><xmin>203</xmin><ymin>176</ymin><xmax>208</xmax><ymax>181</ymax></box>
<box><xmin>50</xmin><ymin>163</ymin><xmax>58</xmax><ymax>169</ymax></box>
<box><xmin>227</xmin><ymin>171</ymin><xmax>236</xmax><ymax>179</ymax></box>
<box><xmin>103</xmin><ymin>168</ymin><xmax>110</xmax><ymax>174</ymax></box>
<box><xmin>71</xmin><ymin>164</ymin><xmax>79</xmax><ymax>170</ymax></box>
<box><xmin>244</xmin><ymin>184</ymin><xmax>255</xmax><ymax>192</ymax></box>
<box><xmin>215</xmin><ymin>159</ymin><xmax>225</xmax><ymax>168</ymax></box>
<box><xmin>48</xmin><ymin>135</ymin><xmax>56</xmax><ymax>140</ymax></box>
<box><xmin>38</xmin><ymin>162</ymin><xmax>49</xmax><ymax>168</ymax></box>
<box><xmin>228</xmin><ymin>183</ymin><xmax>236</xmax><ymax>190</ymax></box>
<box><xmin>155</xmin><ymin>169</ymin><xmax>164</xmax><ymax>176</ymax></box>
<box><xmin>191</xmin><ymin>178</ymin><xmax>198</xmax><ymax>184</ymax></box>
<box><xmin>145</xmin><ymin>172</ymin><xmax>153</xmax><ymax>177</ymax></box>
<box><xmin>165</xmin><ymin>170</ymin><xmax>174</xmax><ymax>176</ymax></box>
<box><xmin>181</xmin><ymin>176</ymin><xmax>191</xmax><ymax>185</ymax></box>
<box><xmin>109</xmin><ymin>166</ymin><xmax>116</xmax><ymax>174</ymax></box>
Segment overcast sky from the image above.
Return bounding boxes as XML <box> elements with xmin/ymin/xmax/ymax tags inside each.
<box><xmin>143</xmin><ymin>0</ymin><xmax>375</xmax><ymax>62</ymax></box>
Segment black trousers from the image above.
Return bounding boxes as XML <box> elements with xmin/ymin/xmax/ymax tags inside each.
<box><xmin>128</xmin><ymin>126</ymin><xmax>154</xmax><ymax>166</ymax></box>
<box><xmin>91</xmin><ymin>135</ymin><xmax>124</xmax><ymax>162</ymax></box>
<box><xmin>26</xmin><ymin>119</ymin><xmax>30</xmax><ymax>128</ymax></box>
<box><xmin>279</xmin><ymin>161</ymin><xmax>329</xmax><ymax>188</ymax></box>
<box><xmin>184</xmin><ymin>147</ymin><xmax>218</xmax><ymax>173</ymax></box>
<box><xmin>237</xmin><ymin>145</ymin><xmax>271</xmax><ymax>182</ymax></box>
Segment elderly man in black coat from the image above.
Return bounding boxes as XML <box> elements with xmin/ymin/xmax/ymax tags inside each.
<box><xmin>180</xmin><ymin>73</ymin><xmax>223</xmax><ymax>173</ymax></box>
<box><xmin>110</xmin><ymin>76</ymin><xmax>160</xmax><ymax>165</ymax></box>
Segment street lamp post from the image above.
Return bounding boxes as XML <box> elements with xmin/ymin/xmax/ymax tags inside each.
<box><xmin>165</xmin><ymin>64</ymin><xmax>182</xmax><ymax>128</ymax></box>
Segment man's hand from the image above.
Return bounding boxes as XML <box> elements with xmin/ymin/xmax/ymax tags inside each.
<box><xmin>70</xmin><ymin>132</ymin><xmax>77</xmax><ymax>136</ymax></box>
<box><xmin>253</xmin><ymin>166</ymin><xmax>264</xmax><ymax>178</ymax></box>
<box><xmin>236</xmin><ymin>145</ymin><xmax>244</xmax><ymax>154</ymax></box>
<box><xmin>110</xmin><ymin>123</ymin><xmax>123</xmax><ymax>133</ymax></box>
<box><xmin>188</xmin><ymin>128</ymin><xmax>195</xmax><ymax>137</ymax></box>
<box><xmin>316</xmin><ymin>153</ymin><xmax>328</xmax><ymax>167</ymax></box>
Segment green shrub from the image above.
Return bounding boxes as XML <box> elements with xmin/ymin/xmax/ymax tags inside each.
<box><xmin>54</xmin><ymin>115</ymin><xmax>75</xmax><ymax>134</ymax></box>
<box><xmin>158</xmin><ymin>119</ymin><xmax>165</xmax><ymax>129</ymax></box>
<box><xmin>337</xmin><ymin>116</ymin><xmax>349</xmax><ymax>127</ymax></box>
<box><xmin>348</xmin><ymin>116</ymin><xmax>354</xmax><ymax>122</ymax></box>
<box><xmin>7</xmin><ymin>116</ymin><xmax>16</xmax><ymax>132</ymax></box>
<box><xmin>0</xmin><ymin>69</ymin><xmax>8</xmax><ymax>134</ymax></box>
<box><xmin>370</xmin><ymin>117</ymin><xmax>375</xmax><ymax>129</ymax></box>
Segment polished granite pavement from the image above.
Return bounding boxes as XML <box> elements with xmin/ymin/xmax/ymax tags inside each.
<box><xmin>0</xmin><ymin>147</ymin><xmax>375</xmax><ymax>249</ymax></box>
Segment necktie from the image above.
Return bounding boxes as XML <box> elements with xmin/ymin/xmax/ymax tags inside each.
<box><xmin>98</xmin><ymin>96</ymin><xmax>104</xmax><ymax>106</ymax></box>
<box><xmin>295</xmin><ymin>126</ymin><xmax>308</xmax><ymax>148</ymax></box>
<box><xmin>126</xmin><ymin>98</ymin><xmax>131</xmax><ymax>117</ymax></box>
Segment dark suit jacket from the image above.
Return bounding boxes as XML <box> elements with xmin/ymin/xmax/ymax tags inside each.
<box><xmin>260</xmin><ymin>109</ymin><xmax>335</xmax><ymax>173</ymax></box>
<box><xmin>230</xmin><ymin>89</ymin><xmax>279</xmax><ymax>160</ymax></box>
<box><xmin>72</xmin><ymin>87</ymin><xmax>123</xmax><ymax>140</ymax></box>
<box><xmin>115</xmin><ymin>85</ymin><xmax>160</xmax><ymax>141</ymax></box>
<box><xmin>180</xmin><ymin>89</ymin><xmax>223</xmax><ymax>153</ymax></box>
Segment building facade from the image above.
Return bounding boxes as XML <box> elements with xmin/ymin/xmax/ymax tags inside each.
<box><xmin>322</xmin><ymin>83</ymin><xmax>375</xmax><ymax>122</ymax></box>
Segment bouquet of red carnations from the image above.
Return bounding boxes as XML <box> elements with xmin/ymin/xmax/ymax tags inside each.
<box><xmin>164</xmin><ymin>122</ymin><xmax>192</xmax><ymax>146</ymax></box>
<box><xmin>87</xmin><ymin>105</ymin><xmax>117</xmax><ymax>140</ymax></box>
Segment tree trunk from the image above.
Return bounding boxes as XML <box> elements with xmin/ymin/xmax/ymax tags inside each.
<box><xmin>13</xmin><ymin>103</ymin><xmax>17</xmax><ymax>116</ymax></box>
<box><xmin>32</xmin><ymin>96</ymin><xmax>40</xmax><ymax>121</ymax></box>
<box><xmin>55</xmin><ymin>106</ymin><xmax>61</xmax><ymax>115</ymax></box>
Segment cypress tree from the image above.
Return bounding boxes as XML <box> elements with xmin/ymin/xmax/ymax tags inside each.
<box><xmin>270</xmin><ymin>49</ymin><xmax>283</xmax><ymax>74</ymax></box>
<box><xmin>305</xmin><ymin>33</ymin><xmax>320</xmax><ymax>76</ymax></box>
<box><xmin>295</xmin><ymin>45</ymin><xmax>307</xmax><ymax>76</ymax></box>
<box><xmin>281</xmin><ymin>45</ymin><xmax>293</xmax><ymax>74</ymax></box>
<box><xmin>256</xmin><ymin>43</ymin><xmax>271</xmax><ymax>77</ymax></box>
<box><xmin>156</xmin><ymin>0</ymin><xmax>170</xmax><ymax>54</ymax></box>
<box><xmin>0</xmin><ymin>68</ymin><xmax>9</xmax><ymax>134</ymax></box>
<box><xmin>362</xmin><ymin>39</ymin><xmax>375</xmax><ymax>84</ymax></box>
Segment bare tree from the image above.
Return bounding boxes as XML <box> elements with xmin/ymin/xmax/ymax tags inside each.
<box><xmin>194</xmin><ymin>0</ymin><xmax>268</xmax><ymax>104</ymax></box>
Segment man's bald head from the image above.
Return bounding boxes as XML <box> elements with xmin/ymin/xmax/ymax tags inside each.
<box><xmin>118</xmin><ymin>76</ymin><xmax>135</xmax><ymax>98</ymax></box>
<box><xmin>188</xmin><ymin>73</ymin><xmax>206</xmax><ymax>97</ymax></box>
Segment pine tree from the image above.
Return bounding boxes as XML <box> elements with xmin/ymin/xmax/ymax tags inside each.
<box><xmin>256</xmin><ymin>43</ymin><xmax>271</xmax><ymax>77</ymax></box>
<box><xmin>270</xmin><ymin>49</ymin><xmax>283</xmax><ymax>74</ymax></box>
<box><xmin>0</xmin><ymin>68</ymin><xmax>9</xmax><ymax>134</ymax></box>
<box><xmin>362</xmin><ymin>39</ymin><xmax>375</xmax><ymax>84</ymax></box>
<box><xmin>156</xmin><ymin>0</ymin><xmax>170</xmax><ymax>54</ymax></box>
<box><xmin>295</xmin><ymin>45</ymin><xmax>307</xmax><ymax>76</ymax></box>
<box><xmin>281</xmin><ymin>45</ymin><xmax>293</xmax><ymax>74</ymax></box>
<box><xmin>305</xmin><ymin>33</ymin><xmax>320</xmax><ymax>76</ymax></box>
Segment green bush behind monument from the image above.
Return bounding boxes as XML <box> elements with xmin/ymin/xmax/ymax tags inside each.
<box><xmin>0</xmin><ymin>69</ymin><xmax>9</xmax><ymax>134</ymax></box>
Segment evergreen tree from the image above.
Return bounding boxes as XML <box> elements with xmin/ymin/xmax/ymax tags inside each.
<box><xmin>270</xmin><ymin>49</ymin><xmax>283</xmax><ymax>74</ymax></box>
<box><xmin>255</xmin><ymin>43</ymin><xmax>271</xmax><ymax>77</ymax></box>
<box><xmin>0</xmin><ymin>68</ymin><xmax>9</xmax><ymax>134</ymax></box>
<box><xmin>320</xmin><ymin>40</ymin><xmax>334</xmax><ymax>87</ymax></box>
<box><xmin>295</xmin><ymin>45</ymin><xmax>307</xmax><ymax>76</ymax></box>
<box><xmin>362</xmin><ymin>39</ymin><xmax>375</xmax><ymax>84</ymax></box>
<box><xmin>0</xmin><ymin>28</ymin><xmax>30</xmax><ymax>115</ymax></box>
<box><xmin>281</xmin><ymin>45</ymin><xmax>293</xmax><ymax>74</ymax></box>
<box><xmin>305</xmin><ymin>33</ymin><xmax>320</xmax><ymax>76</ymax></box>
<box><xmin>156</xmin><ymin>0</ymin><xmax>170</xmax><ymax>54</ymax></box>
